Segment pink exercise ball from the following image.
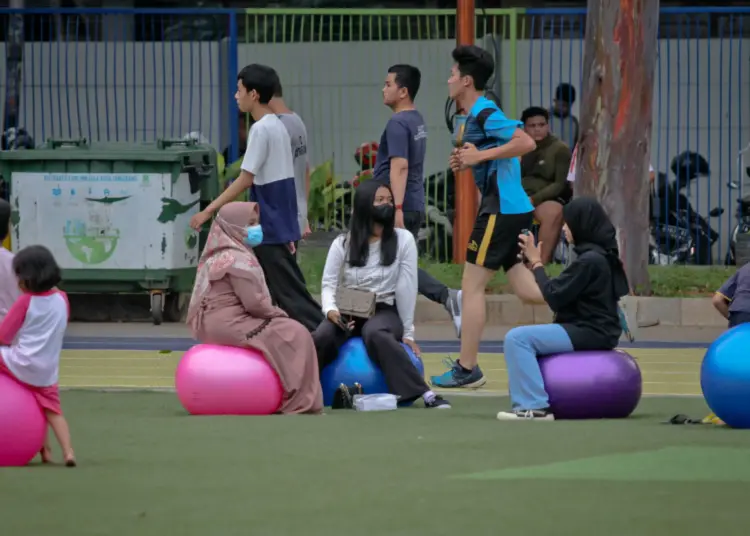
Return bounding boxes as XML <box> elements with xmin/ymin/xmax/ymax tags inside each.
<box><xmin>175</xmin><ymin>344</ymin><xmax>284</xmax><ymax>416</ymax></box>
<box><xmin>0</xmin><ymin>374</ymin><xmax>46</xmax><ymax>467</ymax></box>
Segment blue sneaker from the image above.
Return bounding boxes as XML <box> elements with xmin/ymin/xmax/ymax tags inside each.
<box><xmin>430</xmin><ymin>358</ymin><xmax>486</xmax><ymax>389</ymax></box>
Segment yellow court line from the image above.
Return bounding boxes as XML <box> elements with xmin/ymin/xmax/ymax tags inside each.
<box><xmin>58</xmin><ymin>349</ymin><xmax>705</xmax><ymax>397</ymax></box>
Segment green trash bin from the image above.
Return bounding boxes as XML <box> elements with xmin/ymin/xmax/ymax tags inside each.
<box><xmin>0</xmin><ymin>138</ymin><xmax>219</xmax><ymax>325</ymax></box>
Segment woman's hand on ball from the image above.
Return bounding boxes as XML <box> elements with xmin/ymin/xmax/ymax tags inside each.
<box><xmin>403</xmin><ymin>338</ymin><xmax>421</xmax><ymax>357</ymax></box>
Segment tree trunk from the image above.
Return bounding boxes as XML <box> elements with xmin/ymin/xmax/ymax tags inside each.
<box><xmin>4</xmin><ymin>0</ymin><xmax>24</xmax><ymax>134</ymax></box>
<box><xmin>576</xmin><ymin>0</ymin><xmax>659</xmax><ymax>295</ymax></box>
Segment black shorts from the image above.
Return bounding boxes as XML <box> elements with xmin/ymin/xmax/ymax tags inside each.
<box><xmin>465</xmin><ymin>211</ymin><xmax>534</xmax><ymax>272</ymax></box>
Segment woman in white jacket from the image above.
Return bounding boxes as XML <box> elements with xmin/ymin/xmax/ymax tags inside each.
<box><xmin>312</xmin><ymin>180</ymin><xmax>450</xmax><ymax>409</ymax></box>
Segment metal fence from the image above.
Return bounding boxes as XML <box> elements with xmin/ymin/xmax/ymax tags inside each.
<box><xmin>0</xmin><ymin>6</ymin><xmax>748</xmax><ymax>265</ymax></box>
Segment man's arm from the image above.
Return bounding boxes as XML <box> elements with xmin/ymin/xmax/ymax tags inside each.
<box><xmin>389</xmin><ymin>157</ymin><xmax>408</xmax><ymax>207</ymax></box>
<box><xmin>305</xmin><ymin>163</ymin><xmax>311</xmax><ymax>198</ymax></box>
<box><xmin>478</xmin><ymin>109</ymin><xmax>536</xmax><ymax>161</ymax></box>
<box><xmin>713</xmin><ymin>293</ymin><xmax>731</xmax><ymax>319</ymax></box>
<box><xmin>206</xmin><ymin>123</ymin><xmax>267</xmax><ymax>216</ymax></box>
<box><xmin>205</xmin><ymin>171</ymin><xmax>254</xmax><ymax>215</ymax></box>
<box><xmin>384</xmin><ymin>120</ymin><xmax>411</xmax><ymax>218</ymax></box>
<box><xmin>714</xmin><ymin>273</ymin><xmax>738</xmax><ymax>320</ymax></box>
<box><xmin>476</xmin><ymin>129</ymin><xmax>536</xmax><ymax>162</ymax></box>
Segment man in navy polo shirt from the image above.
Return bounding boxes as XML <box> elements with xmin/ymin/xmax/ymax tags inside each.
<box><xmin>372</xmin><ymin>64</ymin><xmax>463</xmax><ymax>337</ymax></box>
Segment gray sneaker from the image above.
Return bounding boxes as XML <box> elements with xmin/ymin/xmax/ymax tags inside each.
<box><xmin>444</xmin><ymin>288</ymin><xmax>462</xmax><ymax>338</ymax></box>
<box><xmin>618</xmin><ymin>303</ymin><xmax>635</xmax><ymax>342</ymax></box>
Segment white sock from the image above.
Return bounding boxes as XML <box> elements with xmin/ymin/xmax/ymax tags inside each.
<box><xmin>423</xmin><ymin>390</ymin><xmax>436</xmax><ymax>403</ymax></box>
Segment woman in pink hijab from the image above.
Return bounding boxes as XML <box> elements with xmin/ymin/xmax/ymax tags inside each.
<box><xmin>186</xmin><ymin>202</ymin><xmax>323</xmax><ymax>414</ymax></box>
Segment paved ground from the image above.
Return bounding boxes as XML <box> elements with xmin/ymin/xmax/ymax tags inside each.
<box><xmin>58</xmin><ymin>322</ymin><xmax>720</xmax><ymax>397</ymax></box>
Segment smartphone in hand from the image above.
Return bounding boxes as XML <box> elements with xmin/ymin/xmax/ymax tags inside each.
<box><xmin>518</xmin><ymin>228</ymin><xmax>531</xmax><ymax>262</ymax></box>
<box><xmin>337</xmin><ymin>316</ymin><xmax>353</xmax><ymax>333</ymax></box>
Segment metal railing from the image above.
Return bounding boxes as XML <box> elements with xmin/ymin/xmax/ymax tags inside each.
<box><xmin>0</xmin><ymin>7</ymin><xmax>748</xmax><ymax>264</ymax></box>
<box><xmin>520</xmin><ymin>6</ymin><xmax>750</xmax><ymax>266</ymax></box>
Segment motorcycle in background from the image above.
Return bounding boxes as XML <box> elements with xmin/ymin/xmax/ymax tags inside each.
<box><xmin>649</xmin><ymin>151</ymin><xmax>721</xmax><ymax>265</ymax></box>
<box><xmin>650</xmin><ymin>207</ymin><xmax>723</xmax><ymax>265</ymax></box>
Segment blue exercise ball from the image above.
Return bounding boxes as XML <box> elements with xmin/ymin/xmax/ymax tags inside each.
<box><xmin>320</xmin><ymin>337</ymin><xmax>424</xmax><ymax>407</ymax></box>
<box><xmin>701</xmin><ymin>323</ymin><xmax>750</xmax><ymax>428</ymax></box>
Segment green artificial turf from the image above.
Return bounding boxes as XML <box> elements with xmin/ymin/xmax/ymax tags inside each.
<box><xmin>2</xmin><ymin>392</ymin><xmax>750</xmax><ymax>536</ymax></box>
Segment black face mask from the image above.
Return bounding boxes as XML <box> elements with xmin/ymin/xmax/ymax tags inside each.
<box><xmin>371</xmin><ymin>204</ymin><xmax>395</xmax><ymax>225</ymax></box>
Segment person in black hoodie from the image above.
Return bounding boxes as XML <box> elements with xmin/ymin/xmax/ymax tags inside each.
<box><xmin>497</xmin><ymin>196</ymin><xmax>630</xmax><ymax>421</ymax></box>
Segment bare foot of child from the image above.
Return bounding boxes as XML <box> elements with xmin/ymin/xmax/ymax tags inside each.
<box><xmin>64</xmin><ymin>450</ymin><xmax>76</xmax><ymax>467</ymax></box>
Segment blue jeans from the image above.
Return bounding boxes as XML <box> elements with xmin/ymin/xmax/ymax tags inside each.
<box><xmin>503</xmin><ymin>324</ymin><xmax>574</xmax><ymax>410</ymax></box>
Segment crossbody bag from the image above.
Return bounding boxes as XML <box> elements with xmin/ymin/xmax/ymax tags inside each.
<box><xmin>334</xmin><ymin>235</ymin><xmax>377</xmax><ymax>319</ymax></box>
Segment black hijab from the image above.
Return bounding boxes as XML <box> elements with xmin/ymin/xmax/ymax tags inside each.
<box><xmin>563</xmin><ymin>197</ymin><xmax>630</xmax><ymax>299</ymax></box>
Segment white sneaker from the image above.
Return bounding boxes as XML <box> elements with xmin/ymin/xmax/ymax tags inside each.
<box><xmin>497</xmin><ymin>409</ymin><xmax>555</xmax><ymax>421</ymax></box>
<box><xmin>444</xmin><ymin>288</ymin><xmax>462</xmax><ymax>338</ymax></box>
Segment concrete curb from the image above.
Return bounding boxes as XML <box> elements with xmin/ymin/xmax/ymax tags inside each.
<box><xmin>312</xmin><ymin>294</ymin><xmax>724</xmax><ymax>328</ymax></box>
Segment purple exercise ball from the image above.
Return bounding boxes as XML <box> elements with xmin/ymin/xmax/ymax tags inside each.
<box><xmin>538</xmin><ymin>350</ymin><xmax>642</xmax><ymax>419</ymax></box>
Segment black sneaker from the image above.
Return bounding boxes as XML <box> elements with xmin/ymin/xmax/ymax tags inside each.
<box><xmin>425</xmin><ymin>395</ymin><xmax>451</xmax><ymax>409</ymax></box>
<box><xmin>496</xmin><ymin>408</ymin><xmax>555</xmax><ymax>421</ymax></box>
<box><xmin>331</xmin><ymin>383</ymin><xmax>363</xmax><ymax>410</ymax></box>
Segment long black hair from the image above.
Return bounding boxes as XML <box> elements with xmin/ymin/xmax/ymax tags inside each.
<box><xmin>346</xmin><ymin>180</ymin><xmax>398</xmax><ymax>268</ymax></box>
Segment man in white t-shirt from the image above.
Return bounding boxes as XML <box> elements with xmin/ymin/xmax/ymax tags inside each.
<box><xmin>190</xmin><ymin>64</ymin><xmax>324</xmax><ymax>331</ymax></box>
<box><xmin>269</xmin><ymin>80</ymin><xmax>311</xmax><ymax>243</ymax></box>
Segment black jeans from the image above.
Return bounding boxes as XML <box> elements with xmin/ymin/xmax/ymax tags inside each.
<box><xmin>254</xmin><ymin>243</ymin><xmax>324</xmax><ymax>332</ymax></box>
<box><xmin>312</xmin><ymin>303</ymin><xmax>429</xmax><ymax>402</ymax></box>
<box><xmin>403</xmin><ymin>211</ymin><xmax>450</xmax><ymax>305</ymax></box>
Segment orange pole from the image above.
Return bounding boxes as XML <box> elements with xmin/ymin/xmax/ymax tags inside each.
<box><xmin>453</xmin><ymin>0</ymin><xmax>478</xmax><ymax>264</ymax></box>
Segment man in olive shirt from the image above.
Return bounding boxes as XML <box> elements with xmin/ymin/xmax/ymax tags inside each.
<box><xmin>520</xmin><ymin>106</ymin><xmax>572</xmax><ymax>264</ymax></box>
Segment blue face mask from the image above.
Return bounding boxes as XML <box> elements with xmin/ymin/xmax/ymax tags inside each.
<box><xmin>244</xmin><ymin>224</ymin><xmax>263</xmax><ymax>247</ymax></box>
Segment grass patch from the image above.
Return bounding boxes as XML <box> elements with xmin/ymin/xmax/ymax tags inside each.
<box><xmin>297</xmin><ymin>246</ymin><xmax>734</xmax><ymax>297</ymax></box>
<box><xmin>5</xmin><ymin>391</ymin><xmax>747</xmax><ymax>536</ymax></box>
<box><xmin>2</xmin><ymin>392</ymin><xmax>746</xmax><ymax>536</ymax></box>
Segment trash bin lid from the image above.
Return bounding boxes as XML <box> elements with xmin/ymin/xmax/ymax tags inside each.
<box><xmin>0</xmin><ymin>138</ymin><xmax>215</xmax><ymax>163</ymax></box>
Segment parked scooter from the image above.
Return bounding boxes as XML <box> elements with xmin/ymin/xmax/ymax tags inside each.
<box><xmin>649</xmin><ymin>151</ymin><xmax>720</xmax><ymax>265</ymax></box>
<box><xmin>650</xmin><ymin>207</ymin><xmax>723</xmax><ymax>265</ymax></box>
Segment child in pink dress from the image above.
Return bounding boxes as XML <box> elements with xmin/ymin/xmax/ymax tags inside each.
<box><xmin>0</xmin><ymin>199</ymin><xmax>20</xmax><ymax>323</ymax></box>
<box><xmin>0</xmin><ymin>245</ymin><xmax>76</xmax><ymax>467</ymax></box>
